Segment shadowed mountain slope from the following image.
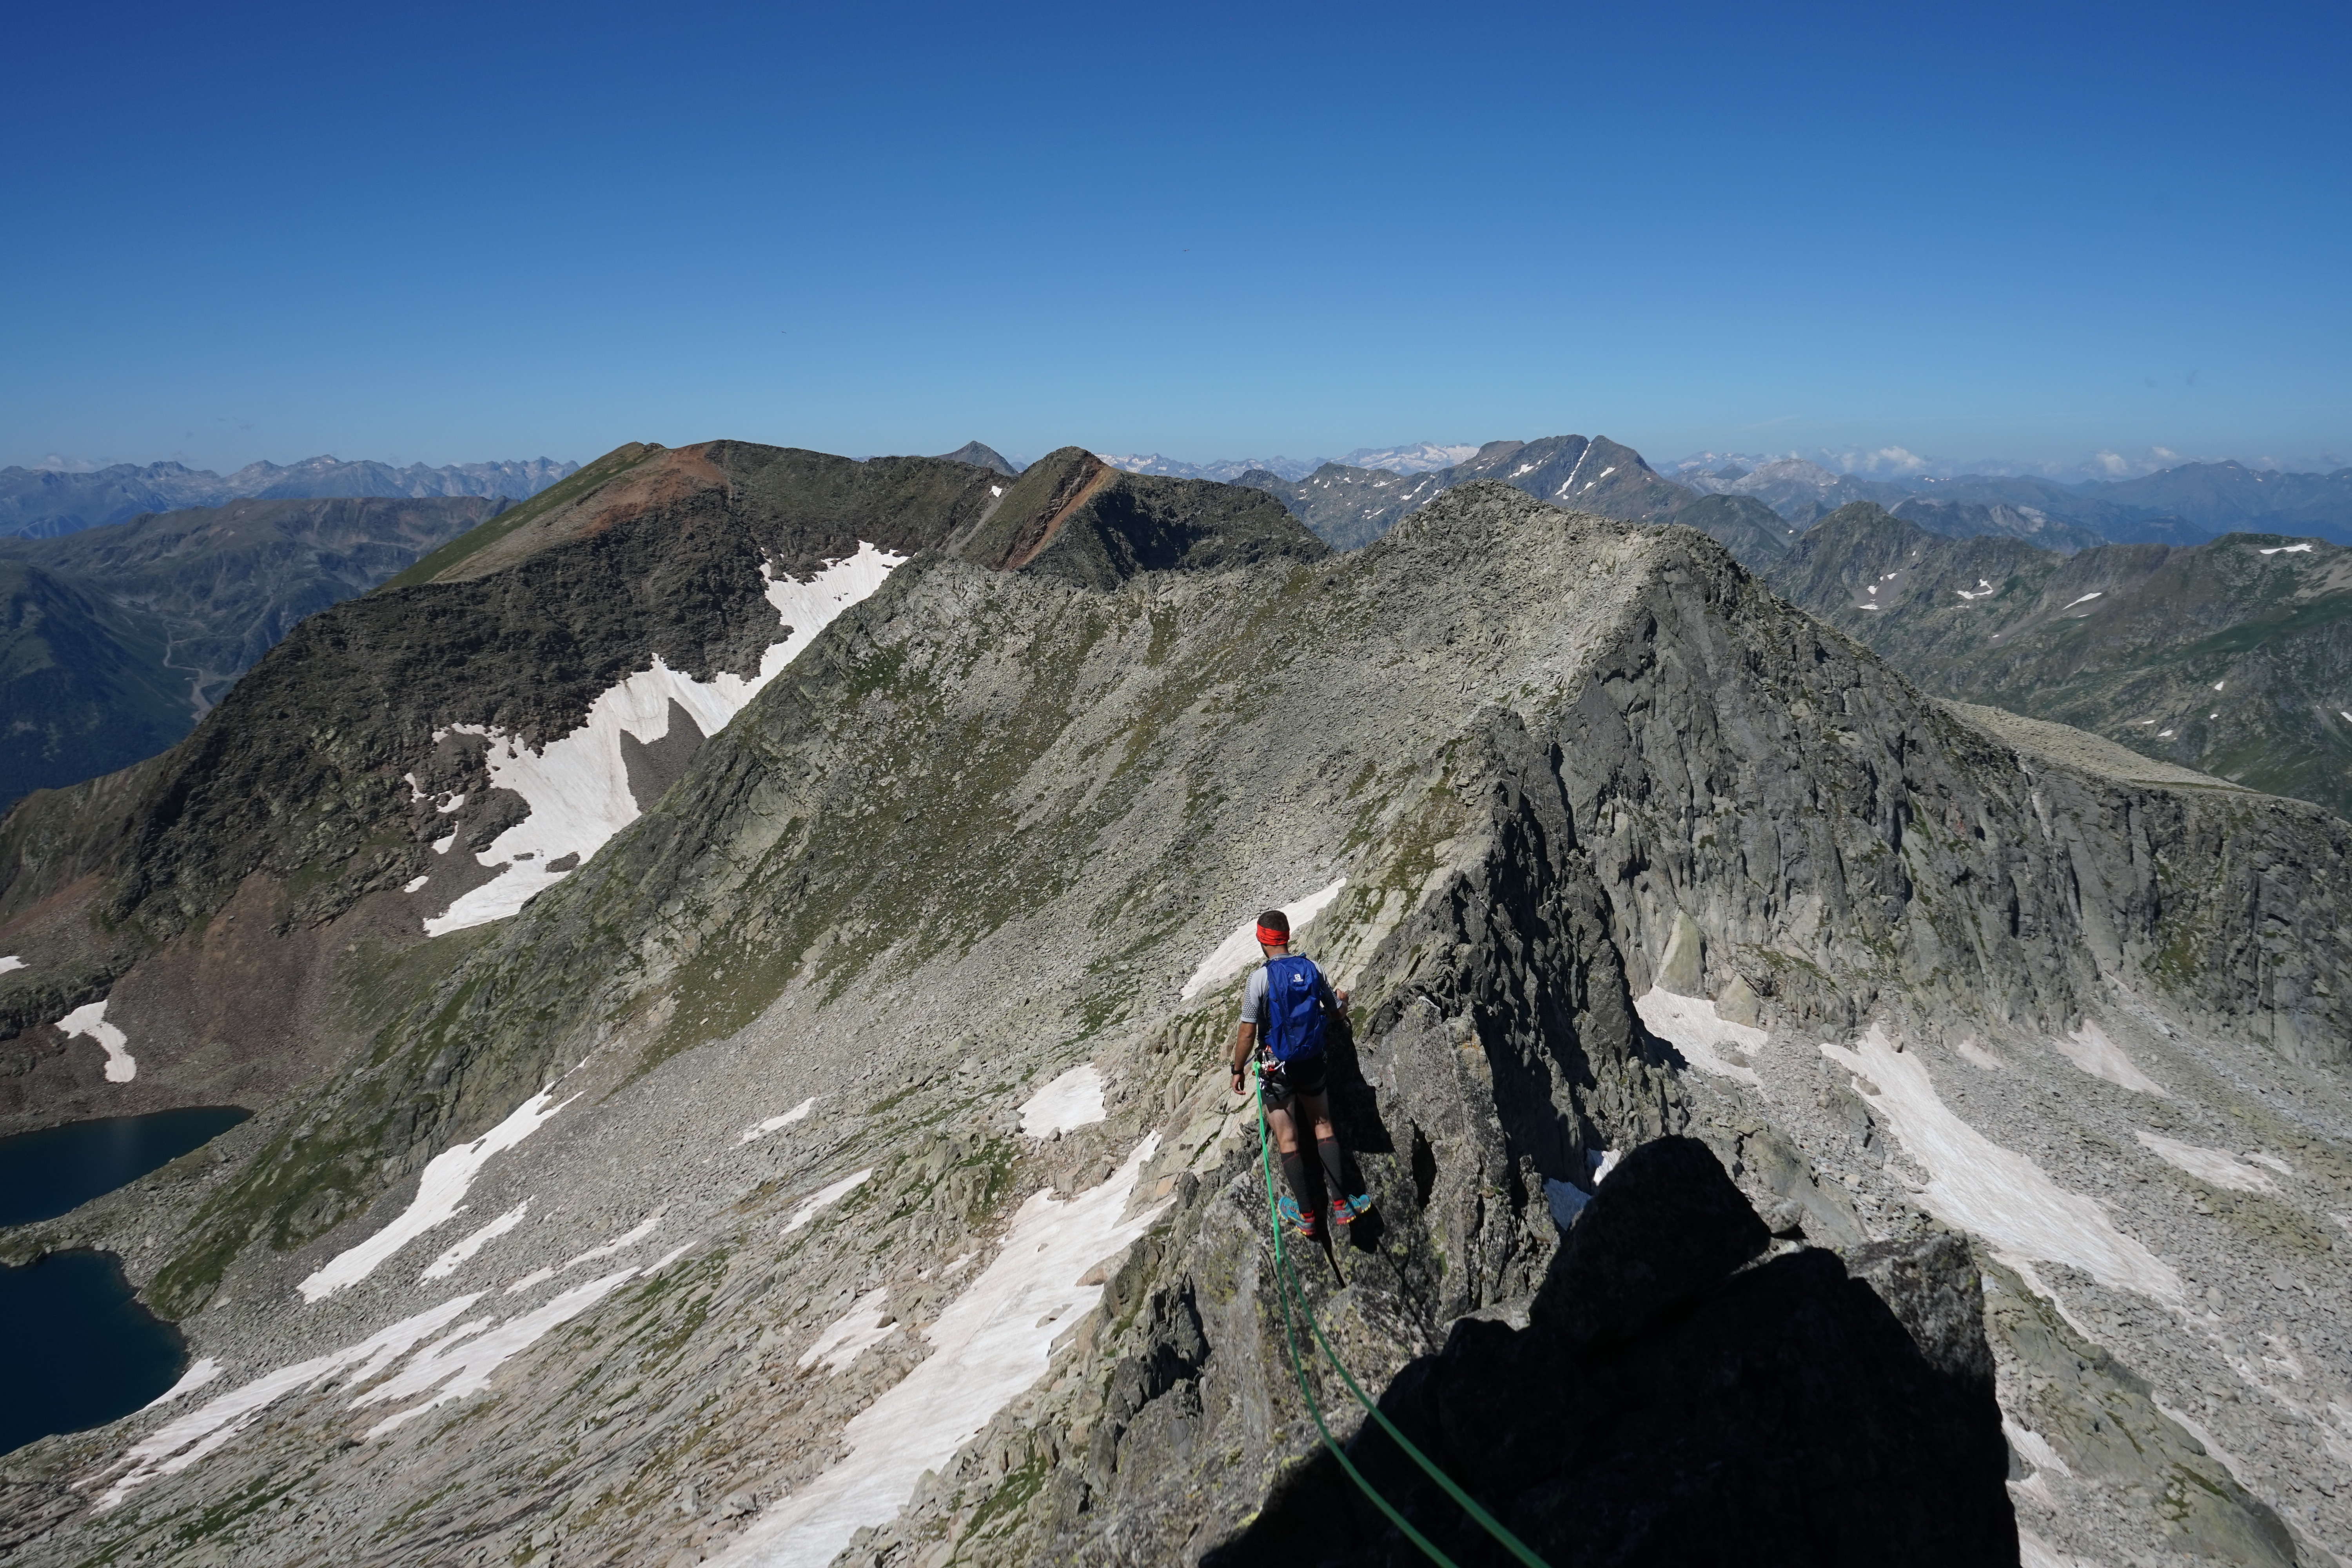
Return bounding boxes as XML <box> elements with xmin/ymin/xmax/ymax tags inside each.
<box><xmin>0</xmin><ymin>563</ymin><xmax>188</xmax><ymax>811</ymax></box>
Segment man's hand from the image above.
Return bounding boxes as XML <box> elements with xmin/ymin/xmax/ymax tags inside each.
<box><xmin>1229</xmin><ymin>1064</ymin><xmax>1247</xmax><ymax>1096</ymax></box>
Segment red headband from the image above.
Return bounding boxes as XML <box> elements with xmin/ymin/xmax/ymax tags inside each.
<box><xmin>1256</xmin><ymin>923</ymin><xmax>1288</xmax><ymax>947</ymax></box>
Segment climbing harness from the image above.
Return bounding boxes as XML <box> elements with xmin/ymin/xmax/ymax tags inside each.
<box><xmin>1252</xmin><ymin>1068</ymin><xmax>1553</xmax><ymax>1568</ymax></box>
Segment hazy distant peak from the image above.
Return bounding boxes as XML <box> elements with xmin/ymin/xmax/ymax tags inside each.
<box><xmin>933</xmin><ymin>441</ymin><xmax>1021</xmax><ymax>475</ymax></box>
<box><xmin>1336</xmin><ymin>441</ymin><xmax>1480</xmax><ymax>474</ymax></box>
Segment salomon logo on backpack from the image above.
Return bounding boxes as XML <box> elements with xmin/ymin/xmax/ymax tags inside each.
<box><xmin>1261</xmin><ymin>955</ymin><xmax>1328</xmax><ymax>1065</ymax></box>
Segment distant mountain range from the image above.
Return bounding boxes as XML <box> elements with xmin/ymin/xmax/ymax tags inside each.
<box><xmin>1098</xmin><ymin>437</ymin><xmax>2352</xmax><ymax>552</ymax></box>
<box><xmin>1095</xmin><ymin>441</ymin><xmax>1479</xmax><ymax>483</ymax></box>
<box><xmin>0</xmin><ymin>455</ymin><xmax>575</xmax><ymax>539</ymax></box>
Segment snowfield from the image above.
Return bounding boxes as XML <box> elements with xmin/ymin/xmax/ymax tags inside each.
<box><xmin>1019</xmin><ymin>1064</ymin><xmax>1105</xmax><ymax>1138</ymax></box>
<box><xmin>425</xmin><ymin>544</ymin><xmax>909</xmax><ymax>937</ymax></box>
<box><xmin>56</xmin><ymin>998</ymin><xmax>134</xmax><ymax>1083</ymax></box>
<box><xmin>2049</xmin><ymin>1021</ymin><xmax>2167</xmax><ymax>1097</ymax></box>
<box><xmin>1822</xmin><ymin>1027</ymin><xmax>2181</xmax><ymax>1305</ymax></box>
<box><xmin>712</xmin><ymin>1135</ymin><xmax>1170</xmax><ymax>1568</ymax></box>
<box><xmin>2134</xmin><ymin>1132</ymin><xmax>2279</xmax><ymax>1193</ymax></box>
<box><xmin>1181</xmin><ymin>877</ymin><xmax>1347</xmax><ymax>999</ymax></box>
<box><xmin>1634</xmin><ymin>987</ymin><xmax>1766</xmax><ymax>1087</ymax></box>
<box><xmin>741</xmin><ymin>1097</ymin><xmax>818</xmax><ymax>1144</ymax></box>
<box><xmin>299</xmin><ymin>1090</ymin><xmax>573</xmax><ymax>1302</ymax></box>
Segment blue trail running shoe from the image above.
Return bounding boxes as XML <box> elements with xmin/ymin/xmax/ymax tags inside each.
<box><xmin>1329</xmin><ymin>1194</ymin><xmax>1374</xmax><ymax>1227</ymax></box>
<box><xmin>1276</xmin><ymin>1193</ymin><xmax>1319</xmax><ymax>1240</ymax></box>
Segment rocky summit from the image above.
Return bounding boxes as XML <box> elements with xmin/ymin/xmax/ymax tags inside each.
<box><xmin>0</xmin><ymin>454</ymin><xmax>2347</xmax><ymax>1568</ymax></box>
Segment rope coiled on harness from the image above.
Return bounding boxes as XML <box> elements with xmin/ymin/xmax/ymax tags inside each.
<box><xmin>1252</xmin><ymin>1067</ymin><xmax>1553</xmax><ymax>1568</ymax></box>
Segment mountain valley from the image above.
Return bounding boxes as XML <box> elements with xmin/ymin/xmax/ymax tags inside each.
<box><xmin>1764</xmin><ymin>503</ymin><xmax>2352</xmax><ymax>821</ymax></box>
<box><xmin>0</xmin><ymin>448</ymin><xmax>2343</xmax><ymax>1566</ymax></box>
<box><xmin>0</xmin><ymin>496</ymin><xmax>509</xmax><ymax>809</ymax></box>
<box><xmin>1</xmin><ymin>458</ymin><xmax>574</xmax><ymax>541</ymax></box>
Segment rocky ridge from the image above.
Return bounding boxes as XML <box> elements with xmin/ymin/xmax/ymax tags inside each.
<box><xmin>0</xmin><ymin>479</ymin><xmax>2344</xmax><ymax>1566</ymax></box>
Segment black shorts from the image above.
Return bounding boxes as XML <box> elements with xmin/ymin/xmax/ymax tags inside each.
<box><xmin>1259</xmin><ymin>1052</ymin><xmax>1328</xmax><ymax>1111</ymax></box>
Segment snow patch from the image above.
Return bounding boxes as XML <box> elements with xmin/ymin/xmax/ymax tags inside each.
<box><xmin>2004</xmin><ymin>1413</ymin><xmax>2073</xmax><ymax>1479</ymax></box>
<box><xmin>783</xmin><ymin>1169</ymin><xmax>873</xmax><ymax>1235</ymax></box>
<box><xmin>99</xmin><ymin>1294</ymin><xmax>486</xmax><ymax>1508</ymax></box>
<box><xmin>1634</xmin><ymin>987</ymin><xmax>1765</xmax><ymax>1087</ymax></box>
<box><xmin>424</xmin><ymin>543</ymin><xmax>908</xmax><ymax>937</ymax></box>
<box><xmin>431</xmin><ymin>831</ymin><xmax>457</xmax><ymax>855</ymax></box>
<box><xmin>1544</xmin><ymin>1178</ymin><xmax>1589</xmax><ymax>1227</ymax></box>
<box><xmin>299</xmin><ymin>1090</ymin><xmax>573</xmax><ymax>1301</ymax></box>
<box><xmin>710</xmin><ymin>1136</ymin><xmax>1170</xmax><ymax>1568</ymax></box>
<box><xmin>2049</xmin><ymin>1020</ymin><xmax>2166</xmax><ymax>1097</ymax></box>
<box><xmin>2062</xmin><ymin>592</ymin><xmax>2102</xmax><ymax>609</ymax></box>
<box><xmin>1019</xmin><ymin>1064</ymin><xmax>1105</xmax><ymax>1138</ymax></box>
<box><xmin>56</xmin><ymin>999</ymin><xmax>134</xmax><ymax>1083</ymax></box>
<box><xmin>2135</xmin><ymin>1132</ymin><xmax>2277</xmax><ymax>1193</ymax></box>
<box><xmin>1955</xmin><ymin>1038</ymin><xmax>2005</xmax><ymax>1071</ymax></box>
<box><xmin>741</xmin><ymin>1097</ymin><xmax>818</xmax><ymax>1143</ymax></box>
<box><xmin>561</xmin><ymin>1210</ymin><xmax>664</xmax><ymax>1270</ymax></box>
<box><xmin>2212</xmin><ymin>680</ymin><xmax>2225</xmax><ymax>691</ymax></box>
<box><xmin>0</xmin><ymin>955</ymin><xmax>25</xmax><ymax>974</ymax></box>
<box><xmin>1180</xmin><ymin>877</ymin><xmax>1347</xmax><ymax>999</ymax></box>
<box><xmin>403</xmin><ymin>875</ymin><xmax>431</xmax><ymax>894</ymax></box>
<box><xmin>142</xmin><ymin>1358</ymin><xmax>223</xmax><ymax>1410</ymax></box>
<box><xmin>2259</xmin><ymin>543</ymin><xmax>2314</xmax><ymax>554</ymax></box>
<box><xmin>1821</xmin><ymin>1027</ymin><xmax>2180</xmax><ymax>1303</ymax></box>
<box><xmin>352</xmin><ymin>1261</ymin><xmax>671</xmax><ymax>1438</ymax></box>
<box><xmin>419</xmin><ymin>1200</ymin><xmax>530</xmax><ymax>1282</ymax></box>
<box><xmin>436</xmin><ymin>792</ymin><xmax>466</xmax><ymax>814</ymax></box>
<box><xmin>798</xmin><ymin>1288</ymin><xmax>898</xmax><ymax>1374</ymax></box>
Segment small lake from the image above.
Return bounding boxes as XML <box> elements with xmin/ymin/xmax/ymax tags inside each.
<box><xmin>0</xmin><ymin>1107</ymin><xmax>250</xmax><ymax>1454</ymax></box>
<box><xmin>0</xmin><ymin>1249</ymin><xmax>185</xmax><ymax>1454</ymax></box>
<box><xmin>0</xmin><ymin>1105</ymin><xmax>250</xmax><ymax>1227</ymax></box>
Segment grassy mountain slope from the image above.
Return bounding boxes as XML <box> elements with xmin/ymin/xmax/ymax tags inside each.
<box><xmin>0</xmin><ymin>563</ymin><xmax>189</xmax><ymax>809</ymax></box>
<box><xmin>0</xmin><ymin>495</ymin><xmax>503</xmax><ymax>711</ymax></box>
<box><xmin>0</xmin><ymin>443</ymin><xmax>1322</xmax><ymax>1122</ymax></box>
<box><xmin>1670</xmin><ymin>492</ymin><xmax>1798</xmax><ymax>564</ymax></box>
<box><xmin>1768</xmin><ymin>503</ymin><xmax>2352</xmax><ymax>817</ymax></box>
<box><xmin>0</xmin><ymin>496</ymin><xmax>501</xmax><ymax>810</ymax></box>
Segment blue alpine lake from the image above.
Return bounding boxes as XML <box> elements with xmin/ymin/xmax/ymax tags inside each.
<box><xmin>0</xmin><ymin>1107</ymin><xmax>250</xmax><ymax>1454</ymax></box>
<box><xmin>0</xmin><ymin>1249</ymin><xmax>187</xmax><ymax>1454</ymax></box>
<box><xmin>0</xmin><ymin>1105</ymin><xmax>250</xmax><ymax>1227</ymax></box>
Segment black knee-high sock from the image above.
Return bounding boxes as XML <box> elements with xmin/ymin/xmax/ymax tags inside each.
<box><xmin>1281</xmin><ymin>1150</ymin><xmax>1314</xmax><ymax>1211</ymax></box>
<box><xmin>1316</xmin><ymin>1137</ymin><xmax>1347</xmax><ymax>1198</ymax></box>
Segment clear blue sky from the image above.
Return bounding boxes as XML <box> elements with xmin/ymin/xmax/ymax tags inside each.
<box><xmin>5</xmin><ymin>0</ymin><xmax>2346</xmax><ymax>475</ymax></box>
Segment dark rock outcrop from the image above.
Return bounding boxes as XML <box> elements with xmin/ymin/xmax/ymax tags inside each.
<box><xmin>1215</xmin><ymin>1140</ymin><xmax>2015</xmax><ymax>1568</ymax></box>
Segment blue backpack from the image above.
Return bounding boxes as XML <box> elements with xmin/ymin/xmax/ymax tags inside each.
<box><xmin>1260</xmin><ymin>955</ymin><xmax>1330</xmax><ymax>1065</ymax></box>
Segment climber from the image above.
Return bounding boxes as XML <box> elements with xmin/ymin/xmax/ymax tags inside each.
<box><xmin>1228</xmin><ymin>908</ymin><xmax>1369</xmax><ymax>1240</ymax></box>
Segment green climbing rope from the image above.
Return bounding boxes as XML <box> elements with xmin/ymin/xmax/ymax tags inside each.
<box><xmin>1252</xmin><ymin>1068</ymin><xmax>1553</xmax><ymax>1568</ymax></box>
